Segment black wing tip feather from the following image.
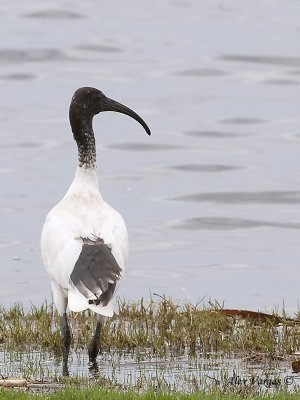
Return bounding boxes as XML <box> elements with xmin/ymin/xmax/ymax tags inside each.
<box><xmin>70</xmin><ymin>240</ymin><xmax>122</xmax><ymax>307</ymax></box>
<box><xmin>88</xmin><ymin>282</ymin><xmax>117</xmax><ymax>306</ymax></box>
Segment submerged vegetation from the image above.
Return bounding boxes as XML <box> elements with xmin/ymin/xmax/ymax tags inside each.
<box><xmin>1</xmin><ymin>297</ymin><xmax>300</xmax><ymax>396</ymax></box>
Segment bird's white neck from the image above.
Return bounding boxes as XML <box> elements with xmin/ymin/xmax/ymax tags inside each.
<box><xmin>65</xmin><ymin>166</ymin><xmax>101</xmax><ymax>198</ymax></box>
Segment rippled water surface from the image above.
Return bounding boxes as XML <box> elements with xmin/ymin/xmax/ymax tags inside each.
<box><xmin>1</xmin><ymin>349</ymin><xmax>300</xmax><ymax>393</ymax></box>
<box><xmin>1</xmin><ymin>1</ymin><xmax>300</xmax><ymax>312</ymax></box>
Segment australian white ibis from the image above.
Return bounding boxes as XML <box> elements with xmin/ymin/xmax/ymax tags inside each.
<box><xmin>41</xmin><ymin>87</ymin><xmax>151</xmax><ymax>374</ymax></box>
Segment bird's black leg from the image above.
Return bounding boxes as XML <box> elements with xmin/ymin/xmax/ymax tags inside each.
<box><xmin>61</xmin><ymin>313</ymin><xmax>71</xmax><ymax>376</ymax></box>
<box><xmin>88</xmin><ymin>315</ymin><xmax>106</xmax><ymax>368</ymax></box>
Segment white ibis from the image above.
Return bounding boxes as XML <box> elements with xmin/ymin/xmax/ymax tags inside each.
<box><xmin>41</xmin><ymin>87</ymin><xmax>151</xmax><ymax>374</ymax></box>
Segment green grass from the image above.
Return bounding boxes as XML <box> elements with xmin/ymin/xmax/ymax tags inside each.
<box><xmin>1</xmin><ymin>297</ymin><xmax>300</xmax><ymax>396</ymax></box>
<box><xmin>1</xmin><ymin>297</ymin><xmax>299</xmax><ymax>357</ymax></box>
<box><xmin>0</xmin><ymin>388</ymin><xmax>300</xmax><ymax>400</ymax></box>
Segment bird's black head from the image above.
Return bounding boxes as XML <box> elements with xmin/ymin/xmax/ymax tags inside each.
<box><xmin>70</xmin><ymin>87</ymin><xmax>107</xmax><ymax>117</ymax></box>
<box><xmin>69</xmin><ymin>86</ymin><xmax>151</xmax><ymax>136</ymax></box>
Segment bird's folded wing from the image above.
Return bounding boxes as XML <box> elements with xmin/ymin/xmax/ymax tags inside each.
<box><xmin>69</xmin><ymin>242</ymin><xmax>122</xmax><ymax>307</ymax></box>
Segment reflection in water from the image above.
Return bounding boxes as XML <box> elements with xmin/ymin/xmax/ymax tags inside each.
<box><xmin>184</xmin><ymin>130</ymin><xmax>244</xmax><ymax>138</ymax></box>
<box><xmin>0</xmin><ymin>49</ymin><xmax>72</xmax><ymax>63</ymax></box>
<box><xmin>109</xmin><ymin>142</ymin><xmax>184</xmax><ymax>151</ymax></box>
<box><xmin>0</xmin><ymin>73</ymin><xmax>35</xmax><ymax>81</ymax></box>
<box><xmin>171</xmin><ymin>217</ymin><xmax>300</xmax><ymax>231</ymax></box>
<box><xmin>0</xmin><ymin>142</ymin><xmax>41</xmax><ymax>148</ymax></box>
<box><xmin>169</xmin><ymin>164</ymin><xmax>240</xmax><ymax>172</ymax></box>
<box><xmin>263</xmin><ymin>79</ymin><xmax>300</xmax><ymax>86</ymax></box>
<box><xmin>172</xmin><ymin>191</ymin><xmax>300</xmax><ymax>205</ymax></box>
<box><xmin>218</xmin><ymin>117</ymin><xmax>266</xmax><ymax>125</ymax></box>
<box><xmin>0</xmin><ymin>349</ymin><xmax>295</xmax><ymax>392</ymax></box>
<box><xmin>0</xmin><ymin>237</ymin><xmax>22</xmax><ymax>249</ymax></box>
<box><xmin>23</xmin><ymin>10</ymin><xmax>84</xmax><ymax>19</ymax></box>
<box><xmin>220</xmin><ymin>54</ymin><xmax>300</xmax><ymax>67</ymax></box>
<box><xmin>75</xmin><ymin>44</ymin><xmax>122</xmax><ymax>53</ymax></box>
<box><xmin>175</xmin><ymin>68</ymin><xmax>228</xmax><ymax>77</ymax></box>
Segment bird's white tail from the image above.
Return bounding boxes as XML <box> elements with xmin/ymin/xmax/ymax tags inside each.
<box><xmin>68</xmin><ymin>287</ymin><xmax>114</xmax><ymax>317</ymax></box>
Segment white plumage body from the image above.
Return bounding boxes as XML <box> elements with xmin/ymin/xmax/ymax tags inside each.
<box><xmin>41</xmin><ymin>167</ymin><xmax>128</xmax><ymax>317</ymax></box>
<box><xmin>40</xmin><ymin>87</ymin><xmax>150</xmax><ymax>370</ymax></box>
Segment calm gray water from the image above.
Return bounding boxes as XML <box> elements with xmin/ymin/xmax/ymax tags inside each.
<box><xmin>1</xmin><ymin>0</ymin><xmax>300</xmax><ymax>313</ymax></box>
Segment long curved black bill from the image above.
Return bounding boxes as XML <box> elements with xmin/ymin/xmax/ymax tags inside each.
<box><xmin>102</xmin><ymin>97</ymin><xmax>151</xmax><ymax>136</ymax></box>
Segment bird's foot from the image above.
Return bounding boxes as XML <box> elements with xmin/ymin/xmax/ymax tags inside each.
<box><xmin>88</xmin><ymin>359</ymin><xmax>99</xmax><ymax>376</ymax></box>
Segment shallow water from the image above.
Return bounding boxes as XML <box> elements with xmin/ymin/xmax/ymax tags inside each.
<box><xmin>1</xmin><ymin>349</ymin><xmax>299</xmax><ymax>394</ymax></box>
<box><xmin>1</xmin><ymin>1</ymin><xmax>300</xmax><ymax>313</ymax></box>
